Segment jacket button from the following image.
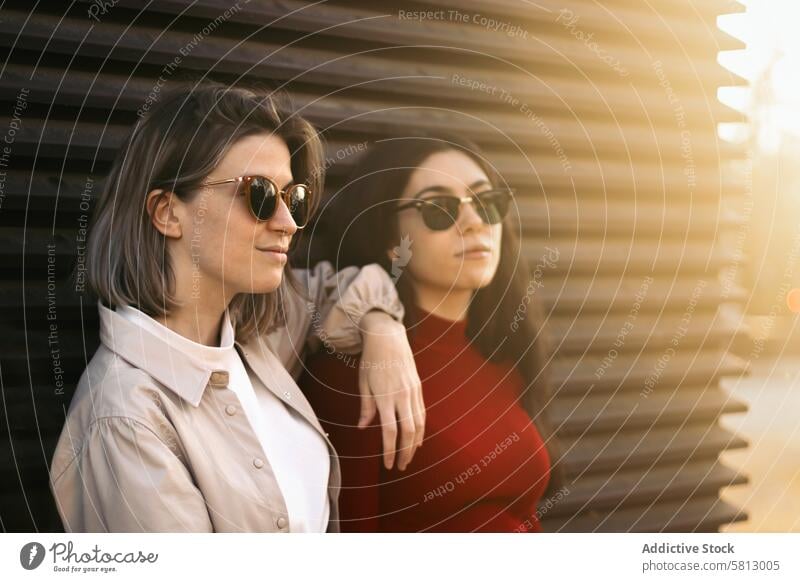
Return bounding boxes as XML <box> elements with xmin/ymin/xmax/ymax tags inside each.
<box><xmin>253</xmin><ymin>458</ymin><xmax>264</xmax><ymax>469</ymax></box>
<box><xmin>276</xmin><ymin>517</ymin><xmax>288</xmax><ymax>529</ymax></box>
<box><xmin>225</xmin><ymin>405</ymin><xmax>236</xmax><ymax>416</ymax></box>
<box><xmin>209</xmin><ymin>370</ymin><xmax>229</xmax><ymax>388</ymax></box>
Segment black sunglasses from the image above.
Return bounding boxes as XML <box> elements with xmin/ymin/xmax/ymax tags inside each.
<box><xmin>201</xmin><ymin>175</ymin><xmax>313</xmax><ymax>228</ymax></box>
<box><xmin>395</xmin><ymin>188</ymin><xmax>514</xmax><ymax>231</ymax></box>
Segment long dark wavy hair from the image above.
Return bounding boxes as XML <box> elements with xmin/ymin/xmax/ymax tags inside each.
<box><xmin>306</xmin><ymin>133</ymin><xmax>565</xmax><ymax>499</ymax></box>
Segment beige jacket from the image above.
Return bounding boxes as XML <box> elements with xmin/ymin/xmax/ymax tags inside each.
<box><xmin>49</xmin><ymin>262</ymin><xmax>404</xmax><ymax>533</ymax></box>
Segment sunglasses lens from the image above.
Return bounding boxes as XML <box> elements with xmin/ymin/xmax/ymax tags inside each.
<box><xmin>421</xmin><ymin>198</ymin><xmax>460</xmax><ymax>231</ymax></box>
<box><xmin>287</xmin><ymin>184</ymin><xmax>310</xmax><ymax>227</ymax></box>
<box><xmin>418</xmin><ymin>192</ymin><xmax>511</xmax><ymax>230</ymax></box>
<box><xmin>248</xmin><ymin>177</ymin><xmax>278</xmax><ymax>221</ymax></box>
<box><xmin>476</xmin><ymin>191</ymin><xmax>511</xmax><ymax>225</ymax></box>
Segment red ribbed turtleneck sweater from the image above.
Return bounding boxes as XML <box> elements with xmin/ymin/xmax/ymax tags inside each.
<box><xmin>299</xmin><ymin>306</ymin><xmax>551</xmax><ymax>532</ymax></box>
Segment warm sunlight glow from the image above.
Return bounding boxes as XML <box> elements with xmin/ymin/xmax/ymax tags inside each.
<box><xmin>718</xmin><ymin>0</ymin><xmax>800</xmax><ymax>150</ymax></box>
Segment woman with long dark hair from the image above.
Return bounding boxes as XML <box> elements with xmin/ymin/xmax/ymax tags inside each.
<box><xmin>299</xmin><ymin>133</ymin><xmax>565</xmax><ymax>532</ymax></box>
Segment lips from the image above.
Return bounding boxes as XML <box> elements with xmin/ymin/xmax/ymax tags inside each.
<box><xmin>456</xmin><ymin>243</ymin><xmax>492</xmax><ymax>256</ymax></box>
<box><xmin>256</xmin><ymin>245</ymin><xmax>289</xmax><ymax>262</ymax></box>
<box><xmin>256</xmin><ymin>245</ymin><xmax>289</xmax><ymax>253</ymax></box>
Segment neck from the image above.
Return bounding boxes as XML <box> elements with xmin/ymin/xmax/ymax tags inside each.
<box><xmin>413</xmin><ymin>284</ymin><xmax>472</xmax><ymax>322</ymax></box>
<box><xmin>162</xmin><ymin>245</ymin><xmax>231</xmax><ymax>346</ymax></box>
<box><xmin>157</xmin><ymin>303</ymin><xmax>226</xmax><ymax>347</ymax></box>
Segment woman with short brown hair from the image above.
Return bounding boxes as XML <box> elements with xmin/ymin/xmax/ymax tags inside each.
<box><xmin>49</xmin><ymin>82</ymin><xmax>425</xmax><ymax>532</ymax></box>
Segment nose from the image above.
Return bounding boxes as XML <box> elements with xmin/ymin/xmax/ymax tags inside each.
<box><xmin>455</xmin><ymin>196</ymin><xmax>486</xmax><ymax>233</ymax></box>
<box><xmin>267</xmin><ymin>197</ymin><xmax>298</xmax><ymax>236</ymax></box>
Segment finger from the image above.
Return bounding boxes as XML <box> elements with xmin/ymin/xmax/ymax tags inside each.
<box><xmin>401</xmin><ymin>383</ymin><xmax>420</xmax><ymax>463</ymax></box>
<box><xmin>357</xmin><ymin>370</ymin><xmax>377</xmax><ymax>429</ymax></box>
<box><xmin>358</xmin><ymin>393</ymin><xmax>377</xmax><ymax>429</ymax></box>
<box><xmin>412</xmin><ymin>375</ymin><xmax>426</xmax><ymax>449</ymax></box>
<box><xmin>377</xmin><ymin>403</ymin><xmax>398</xmax><ymax>470</ymax></box>
<box><xmin>404</xmin><ymin>370</ymin><xmax>424</xmax><ymax>456</ymax></box>
<box><xmin>396</xmin><ymin>399</ymin><xmax>416</xmax><ymax>471</ymax></box>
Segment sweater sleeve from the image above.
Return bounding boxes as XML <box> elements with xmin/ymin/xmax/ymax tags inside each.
<box><xmin>268</xmin><ymin>261</ymin><xmax>405</xmax><ymax>379</ymax></box>
<box><xmin>298</xmin><ymin>349</ymin><xmax>384</xmax><ymax>532</ymax></box>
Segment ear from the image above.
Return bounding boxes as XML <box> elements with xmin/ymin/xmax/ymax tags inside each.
<box><xmin>386</xmin><ymin>239</ymin><xmax>399</xmax><ymax>262</ymax></box>
<box><xmin>145</xmin><ymin>188</ymin><xmax>183</xmax><ymax>239</ymax></box>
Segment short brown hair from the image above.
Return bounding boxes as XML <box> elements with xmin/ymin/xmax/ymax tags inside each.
<box><xmin>86</xmin><ymin>81</ymin><xmax>323</xmax><ymax>341</ymax></box>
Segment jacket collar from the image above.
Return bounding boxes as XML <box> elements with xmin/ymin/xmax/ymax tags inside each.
<box><xmin>97</xmin><ymin>299</ymin><xmax>328</xmax><ymax>442</ymax></box>
<box><xmin>97</xmin><ymin>299</ymin><xmax>230</xmax><ymax>407</ymax></box>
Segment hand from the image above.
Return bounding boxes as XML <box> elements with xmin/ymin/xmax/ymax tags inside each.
<box><xmin>358</xmin><ymin>311</ymin><xmax>425</xmax><ymax>471</ymax></box>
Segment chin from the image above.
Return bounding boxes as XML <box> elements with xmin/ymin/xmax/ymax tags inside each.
<box><xmin>246</xmin><ymin>271</ymin><xmax>284</xmax><ymax>294</ymax></box>
<box><xmin>458</xmin><ymin>267</ymin><xmax>497</xmax><ymax>289</ymax></box>
<box><xmin>453</xmin><ymin>275</ymin><xmax>491</xmax><ymax>291</ymax></box>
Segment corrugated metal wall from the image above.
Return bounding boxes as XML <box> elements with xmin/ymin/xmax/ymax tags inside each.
<box><xmin>0</xmin><ymin>0</ymin><xmax>749</xmax><ymax>532</ymax></box>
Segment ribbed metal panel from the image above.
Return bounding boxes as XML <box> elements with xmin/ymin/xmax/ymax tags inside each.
<box><xmin>0</xmin><ymin>0</ymin><xmax>749</xmax><ymax>531</ymax></box>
